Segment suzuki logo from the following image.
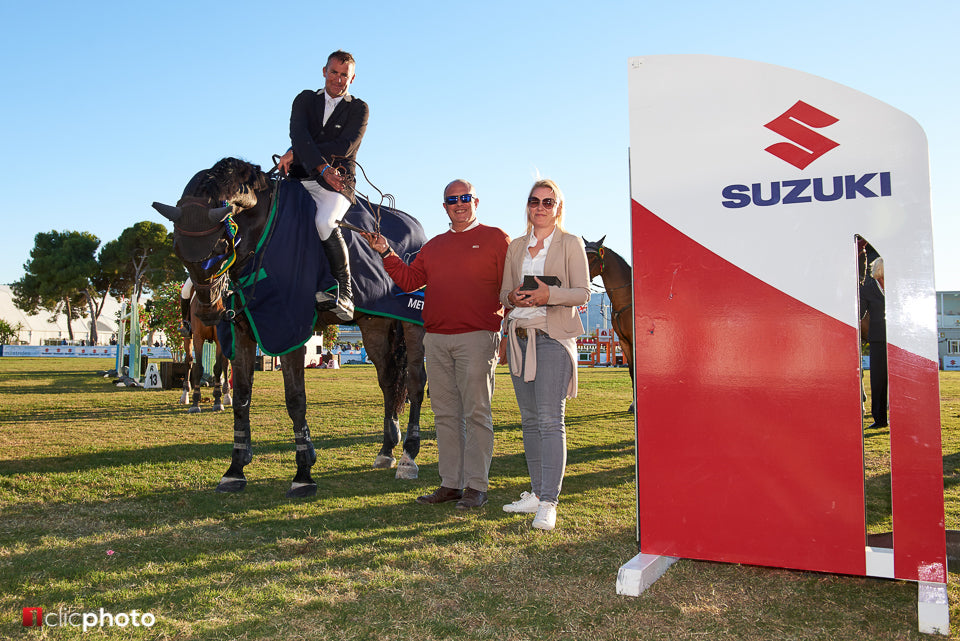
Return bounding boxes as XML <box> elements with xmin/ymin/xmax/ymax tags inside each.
<box><xmin>764</xmin><ymin>101</ymin><xmax>839</xmax><ymax>169</ymax></box>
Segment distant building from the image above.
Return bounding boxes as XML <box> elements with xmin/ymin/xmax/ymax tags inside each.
<box><xmin>583</xmin><ymin>291</ymin><xmax>616</xmax><ymax>338</ymax></box>
<box><xmin>938</xmin><ymin>291</ymin><xmax>960</xmax><ymax>370</ymax></box>
<box><xmin>0</xmin><ymin>285</ymin><xmax>123</xmax><ymax>345</ymax></box>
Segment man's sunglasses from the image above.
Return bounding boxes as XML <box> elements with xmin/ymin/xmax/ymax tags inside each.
<box><xmin>444</xmin><ymin>194</ymin><xmax>476</xmax><ymax>205</ymax></box>
<box><xmin>527</xmin><ymin>197</ymin><xmax>558</xmax><ymax>209</ymax></box>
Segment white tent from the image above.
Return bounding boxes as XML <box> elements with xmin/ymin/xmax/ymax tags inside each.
<box><xmin>0</xmin><ymin>284</ymin><xmax>123</xmax><ymax>346</ymax></box>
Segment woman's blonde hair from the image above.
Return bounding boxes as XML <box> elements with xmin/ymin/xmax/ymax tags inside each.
<box><xmin>525</xmin><ymin>179</ymin><xmax>566</xmax><ymax>235</ymax></box>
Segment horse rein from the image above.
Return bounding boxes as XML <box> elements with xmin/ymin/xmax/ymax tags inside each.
<box><xmin>185</xmin><ymin>156</ymin><xmax>393</xmax><ymax>326</ymax></box>
<box><xmin>269</xmin><ymin>147</ymin><xmax>397</xmax><ymax>241</ymax></box>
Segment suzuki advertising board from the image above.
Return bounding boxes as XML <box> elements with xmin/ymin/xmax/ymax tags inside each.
<box><xmin>626</xmin><ymin>55</ymin><xmax>945</xmax><ymax>604</ymax></box>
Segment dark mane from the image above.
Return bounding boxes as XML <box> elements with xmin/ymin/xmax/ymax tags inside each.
<box><xmin>196</xmin><ymin>158</ymin><xmax>269</xmax><ymax>208</ymax></box>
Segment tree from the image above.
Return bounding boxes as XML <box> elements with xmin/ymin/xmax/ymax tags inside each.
<box><xmin>99</xmin><ymin>222</ymin><xmax>184</xmax><ymax>299</ymax></box>
<box><xmin>322</xmin><ymin>324</ymin><xmax>340</xmax><ymax>349</ymax></box>
<box><xmin>148</xmin><ymin>281</ymin><xmax>187</xmax><ymax>361</ymax></box>
<box><xmin>82</xmin><ymin>255</ymin><xmax>121</xmax><ymax>345</ymax></box>
<box><xmin>12</xmin><ymin>231</ymin><xmax>100</xmax><ymax>342</ymax></box>
<box><xmin>0</xmin><ymin>319</ymin><xmax>23</xmax><ymax>345</ymax></box>
<box><xmin>98</xmin><ymin>222</ymin><xmax>184</xmax><ymax>369</ymax></box>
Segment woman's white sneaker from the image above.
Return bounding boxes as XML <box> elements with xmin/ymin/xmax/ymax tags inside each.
<box><xmin>503</xmin><ymin>491</ymin><xmax>539</xmax><ymax>513</ymax></box>
<box><xmin>532</xmin><ymin>501</ymin><xmax>557</xmax><ymax>531</ymax></box>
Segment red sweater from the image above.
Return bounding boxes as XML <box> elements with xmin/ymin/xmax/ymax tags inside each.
<box><xmin>383</xmin><ymin>224</ymin><xmax>509</xmax><ymax>334</ymax></box>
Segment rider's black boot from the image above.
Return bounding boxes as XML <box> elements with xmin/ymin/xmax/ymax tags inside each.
<box><xmin>316</xmin><ymin>228</ymin><xmax>354</xmax><ymax>321</ymax></box>
<box><xmin>179</xmin><ymin>298</ymin><xmax>192</xmax><ymax>337</ymax></box>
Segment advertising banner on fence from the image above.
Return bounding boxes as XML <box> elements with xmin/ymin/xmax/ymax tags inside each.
<box><xmin>1</xmin><ymin>345</ymin><xmax>173</xmax><ymax>359</ymax></box>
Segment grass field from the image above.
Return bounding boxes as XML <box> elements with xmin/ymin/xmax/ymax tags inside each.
<box><xmin>0</xmin><ymin>357</ymin><xmax>959</xmax><ymax>640</ymax></box>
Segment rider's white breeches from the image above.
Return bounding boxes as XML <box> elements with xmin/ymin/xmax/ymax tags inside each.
<box><xmin>302</xmin><ymin>180</ymin><xmax>351</xmax><ymax>241</ymax></box>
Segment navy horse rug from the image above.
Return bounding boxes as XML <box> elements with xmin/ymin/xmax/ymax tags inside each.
<box><xmin>219</xmin><ymin>179</ymin><xmax>426</xmax><ymax>357</ymax></box>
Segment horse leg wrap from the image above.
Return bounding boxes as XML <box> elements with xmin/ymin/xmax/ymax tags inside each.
<box><xmin>233</xmin><ymin>431</ymin><xmax>253</xmax><ymax>466</ymax></box>
<box><xmin>289</xmin><ymin>428</ymin><xmax>317</xmax><ymax>499</ymax></box>
<box><xmin>402</xmin><ymin>424</ymin><xmax>421</xmax><ymax>460</ymax></box>
<box><xmin>294</xmin><ymin>426</ymin><xmax>316</xmax><ymax>468</ymax></box>
<box><xmin>383</xmin><ymin>416</ymin><xmax>401</xmax><ymax>452</ymax></box>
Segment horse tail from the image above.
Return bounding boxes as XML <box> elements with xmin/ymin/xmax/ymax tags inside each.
<box><xmin>389</xmin><ymin>319</ymin><xmax>408</xmax><ymax>416</ymax></box>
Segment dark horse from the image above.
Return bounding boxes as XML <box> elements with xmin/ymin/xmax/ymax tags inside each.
<box><xmin>153</xmin><ymin>158</ymin><xmax>426</xmax><ymax>497</ymax></box>
<box><xmin>583</xmin><ymin>236</ymin><xmax>635</xmax><ymax>412</ymax></box>
<box><xmin>180</xmin><ymin>296</ymin><xmax>231</xmax><ymax>413</ymax></box>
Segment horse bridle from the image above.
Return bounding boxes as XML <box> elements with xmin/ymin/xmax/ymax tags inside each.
<box><xmin>174</xmin><ymin>197</ymin><xmax>238</xmax><ymax>313</ymax></box>
<box><xmin>177</xmin><ymin>174</ymin><xmax>286</xmax><ymax>324</ymax></box>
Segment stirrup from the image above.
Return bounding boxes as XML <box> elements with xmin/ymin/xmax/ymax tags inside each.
<box><xmin>333</xmin><ymin>298</ymin><xmax>354</xmax><ymax>321</ymax></box>
<box><xmin>315</xmin><ymin>291</ymin><xmax>354</xmax><ymax>321</ymax></box>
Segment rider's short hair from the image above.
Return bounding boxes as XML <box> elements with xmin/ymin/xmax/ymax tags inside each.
<box><xmin>327</xmin><ymin>50</ymin><xmax>356</xmax><ymax>68</ymax></box>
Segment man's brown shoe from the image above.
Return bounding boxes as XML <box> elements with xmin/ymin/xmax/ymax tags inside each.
<box><xmin>415</xmin><ymin>486</ymin><xmax>463</xmax><ymax>505</ymax></box>
<box><xmin>455</xmin><ymin>488</ymin><xmax>488</xmax><ymax>509</ymax></box>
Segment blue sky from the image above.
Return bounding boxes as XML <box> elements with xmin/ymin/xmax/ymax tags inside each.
<box><xmin>1</xmin><ymin>1</ymin><xmax>958</xmax><ymax>289</ymax></box>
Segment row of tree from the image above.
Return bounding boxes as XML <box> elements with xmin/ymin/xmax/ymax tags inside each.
<box><xmin>11</xmin><ymin>222</ymin><xmax>185</xmax><ymax>344</ymax></box>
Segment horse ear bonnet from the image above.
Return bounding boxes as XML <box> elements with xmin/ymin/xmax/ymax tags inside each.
<box><xmin>177</xmin><ymin>235</ymin><xmax>222</xmax><ymax>263</ymax></box>
<box><xmin>174</xmin><ymin>207</ymin><xmax>224</xmax><ymax>263</ymax></box>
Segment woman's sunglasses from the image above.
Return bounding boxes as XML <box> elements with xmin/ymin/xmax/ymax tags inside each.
<box><xmin>527</xmin><ymin>197</ymin><xmax>557</xmax><ymax>209</ymax></box>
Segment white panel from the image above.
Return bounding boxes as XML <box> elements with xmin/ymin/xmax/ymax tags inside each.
<box><xmin>865</xmin><ymin>546</ymin><xmax>894</xmax><ymax>578</ymax></box>
<box><xmin>628</xmin><ymin>55</ymin><xmax>936</xmax><ymax>361</ymax></box>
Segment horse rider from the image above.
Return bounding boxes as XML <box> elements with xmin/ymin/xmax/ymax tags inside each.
<box><xmin>277</xmin><ymin>50</ymin><xmax>368</xmax><ymax>322</ymax></box>
<box><xmin>179</xmin><ymin>277</ymin><xmax>193</xmax><ymax>337</ymax></box>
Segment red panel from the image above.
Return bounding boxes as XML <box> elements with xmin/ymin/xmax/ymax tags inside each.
<box><xmin>633</xmin><ymin>200</ymin><xmax>867</xmax><ymax>575</ymax></box>
<box><xmin>888</xmin><ymin>345</ymin><xmax>947</xmax><ymax>582</ymax></box>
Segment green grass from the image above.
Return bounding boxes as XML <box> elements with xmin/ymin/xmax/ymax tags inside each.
<box><xmin>0</xmin><ymin>358</ymin><xmax>958</xmax><ymax>639</ymax></box>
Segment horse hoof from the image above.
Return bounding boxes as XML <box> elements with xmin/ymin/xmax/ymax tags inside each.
<box><xmin>373</xmin><ymin>455</ymin><xmax>396</xmax><ymax>469</ymax></box>
<box><xmin>187</xmin><ymin>406</ymin><xmax>201</xmax><ymax>414</ymax></box>
<box><xmin>179</xmin><ymin>394</ymin><xmax>189</xmax><ymax>405</ymax></box>
<box><xmin>628</xmin><ymin>402</ymin><xmax>636</xmax><ymax>414</ymax></box>
<box><xmin>395</xmin><ymin>452</ymin><xmax>419</xmax><ymax>480</ymax></box>
<box><xmin>223</xmin><ymin>394</ymin><xmax>233</xmax><ymax>407</ymax></box>
<box><xmin>215</xmin><ymin>477</ymin><xmax>246</xmax><ymax>493</ymax></box>
<box><xmin>213</xmin><ymin>404</ymin><xmax>224</xmax><ymax>412</ymax></box>
<box><xmin>286</xmin><ymin>482</ymin><xmax>317</xmax><ymax>498</ymax></box>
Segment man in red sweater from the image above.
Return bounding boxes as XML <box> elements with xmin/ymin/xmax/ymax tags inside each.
<box><xmin>361</xmin><ymin>179</ymin><xmax>509</xmax><ymax>509</ymax></box>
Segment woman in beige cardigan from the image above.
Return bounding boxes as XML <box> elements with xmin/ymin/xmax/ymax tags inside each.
<box><xmin>500</xmin><ymin>179</ymin><xmax>591</xmax><ymax>530</ymax></box>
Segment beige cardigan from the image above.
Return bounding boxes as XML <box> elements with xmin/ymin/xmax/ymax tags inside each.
<box><xmin>500</xmin><ymin>230</ymin><xmax>591</xmax><ymax>397</ymax></box>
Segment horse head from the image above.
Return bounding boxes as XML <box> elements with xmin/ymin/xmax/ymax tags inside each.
<box><xmin>153</xmin><ymin>158</ymin><xmax>272</xmax><ymax>326</ymax></box>
<box><xmin>582</xmin><ymin>235</ymin><xmax>606</xmax><ymax>281</ymax></box>
<box><xmin>153</xmin><ymin>197</ymin><xmax>236</xmax><ymax>324</ymax></box>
